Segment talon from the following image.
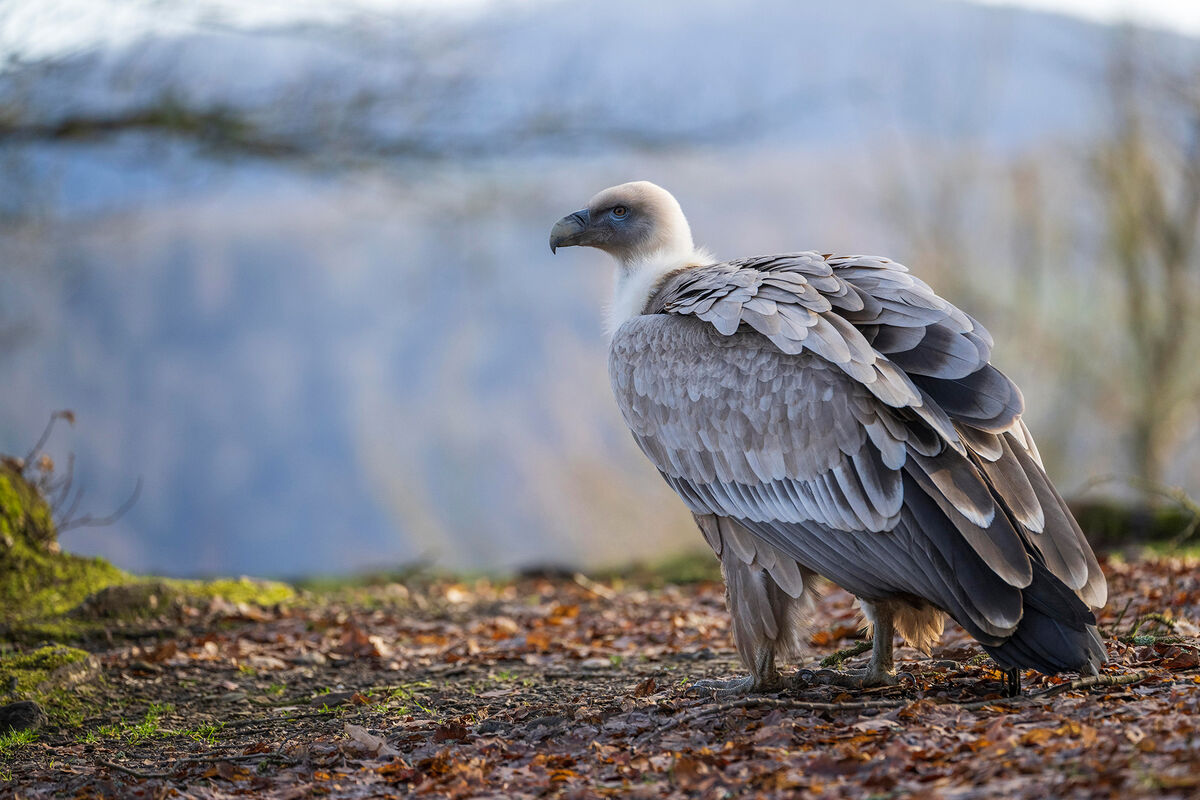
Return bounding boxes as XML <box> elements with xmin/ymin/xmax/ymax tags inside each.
<box><xmin>807</xmin><ymin>669</ymin><xmax>843</xmax><ymax>685</ymax></box>
<box><xmin>793</xmin><ymin>669</ymin><xmax>819</xmax><ymax>687</ymax></box>
<box><xmin>808</xmin><ymin>667</ymin><xmax>900</xmax><ymax>689</ymax></box>
<box><xmin>688</xmin><ymin>674</ymin><xmax>779</xmax><ymax>698</ymax></box>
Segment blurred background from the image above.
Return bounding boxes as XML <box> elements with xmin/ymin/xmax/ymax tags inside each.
<box><xmin>1</xmin><ymin>0</ymin><xmax>1198</xmax><ymax>579</ymax></box>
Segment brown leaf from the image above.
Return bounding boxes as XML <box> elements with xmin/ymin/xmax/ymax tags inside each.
<box><xmin>344</xmin><ymin>722</ymin><xmax>401</xmax><ymax>757</ymax></box>
<box><xmin>376</xmin><ymin>759</ymin><xmax>419</xmax><ymax>784</ymax></box>
<box><xmin>525</xmin><ymin>631</ymin><xmax>553</xmax><ymax>651</ymax></box>
<box><xmin>433</xmin><ymin>723</ymin><xmax>470</xmax><ymax>743</ymax></box>
<box><xmin>337</xmin><ymin>621</ymin><xmax>383</xmax><ymax>658</ymax></box>
<box><xmin>548</xmin><ymin>604</ymin><xmax>580</xmax><ymax>622</ymax></box>
<box><xmin>1159</xmin><ymin>645</ymin><xmax>1200</xmax><ymax>670</ymax></box>
<box><xmin>145</xmin><ymin>641</ymin><xmax>178</xmax><ymax>663</ymax></box>
<box><xmin>631</xmin><ymin>676</ymin><xmax>657</xmax><ymax>697</ymax></box>
<box><xmin>202</xmin><ymin>762</ymin><xmax>251</xmax><ymax>782</ymax></box>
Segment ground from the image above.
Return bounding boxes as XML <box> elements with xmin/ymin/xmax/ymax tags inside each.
<box><xmin>2</xmin><ymin>554</ymin><xmax>1199</xmax><ymax>799</ymax></box>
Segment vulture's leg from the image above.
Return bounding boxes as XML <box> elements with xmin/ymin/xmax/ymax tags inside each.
<box><xmin>814</xmin><ymin>600</ymin><xmax>900</xmax><ymax>688</ymax></box>
<box><xmin>690</xmin><ymin>516</ymin><xmax>816</xmax><ymax>698</ymax></box>
<box><xmin>691</xmin><ymin>569</ymin><xmax>813</xmax><ymax>697</ymax></box>
<box><xmin>691</xmin><ymin>561</ymin><xmax>784</xmax><ymax>697</ymax></box>
<box><xmin>1004</xmin><ymin>667</ymin><xmax>1022</xmax><ymax>697</ymax></box>
<box><xmin>691</xmin><ymin>643</ymin><xmax>778</xmax><ymax>697</ymax></box>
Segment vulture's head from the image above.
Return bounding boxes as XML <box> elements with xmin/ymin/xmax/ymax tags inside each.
<box><xmin>549</xmin><ymin>181</ymin><xmax>696</xmax><ymax>269</ymax></box>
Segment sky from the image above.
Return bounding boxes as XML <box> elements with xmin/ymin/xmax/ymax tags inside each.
<box><xmin>976</xmin><ymin>0</ymin><xmax>1200</xmax><ymax>35</ymax></box>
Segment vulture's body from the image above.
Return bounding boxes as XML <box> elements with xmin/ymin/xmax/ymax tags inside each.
<box><xmin>550</xmin><ymin>182</ymin><xmax>1107</xmax><ymax>693</ymax></box>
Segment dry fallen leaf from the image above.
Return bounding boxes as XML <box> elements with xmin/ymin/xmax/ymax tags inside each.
<box><xmin>344</xmin><ymin>723</ymin><xmax>401</xmax><ymax>757</ymax></box>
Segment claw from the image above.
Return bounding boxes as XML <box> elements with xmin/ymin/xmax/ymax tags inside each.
<box><xmin>808</xmin><ymin>666</ymin><xmax>899</xmax><ymax>689</ymax></box>
<box><xmin>689</xmin><ymin>674</ymin><xmax>779</xmax><ymax>698</ymax></box>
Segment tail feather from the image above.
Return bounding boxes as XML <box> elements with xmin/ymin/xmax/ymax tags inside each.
<box><xmin>983</xmin><ymin>560</ymin><xmax>1107</xmax><ymax>673</ymax></box>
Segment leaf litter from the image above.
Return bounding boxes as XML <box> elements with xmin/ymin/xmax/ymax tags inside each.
<box><xmin>3</xmin><ymin>554</ymin><xmax>1200</xmax><ymax>798</ymax></box>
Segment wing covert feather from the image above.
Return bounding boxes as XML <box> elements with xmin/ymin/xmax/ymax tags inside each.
<box><xmin>612</xmin><ymin>251</ymin><xmax>1107</xmax><ymax>632</ymax></box>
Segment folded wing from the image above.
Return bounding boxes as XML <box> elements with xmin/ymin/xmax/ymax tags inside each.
<box><xmin>610</xmin><ymin>253</ymin><xmax>1106</xmax><ymax>669</ymax></box>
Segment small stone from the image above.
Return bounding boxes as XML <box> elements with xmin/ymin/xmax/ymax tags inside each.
<box><xmin>527</xmin><ymin>714</ymin><xmax>566</xmax><ymax>729</ymax></box>
<box><xmin>476</xmin><ymin>719</ymin><xmax>508</xmax><ymax>734</ymax></box>
<box><xmin>310</xmin><ymin>691</ymin><xmax>356</xmax><ymax>707</ymax></box>
<box><xmin>295</xmin><ymin>651</ymin><xmax>328</xmax><ymax>666</ymax></box>
<box><xmin>246</xmin><ymin>654</ymin><xmax>288</xmax><ymax>671</ymax></box>
<box><xmin>0</xmin><ymin>700</ymin><xmax>48</xmax><ymax>732</ymax></box>
<box><xmin>70</xmin><ymin>582</ymin><xmax>175</xmax><ymax>619</ymax></box>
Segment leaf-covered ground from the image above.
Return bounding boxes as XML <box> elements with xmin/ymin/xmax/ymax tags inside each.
<box><xmin>4</xmin><ymin>555</ymin><xmax>1200</xmax><ymax>799</ymax></box>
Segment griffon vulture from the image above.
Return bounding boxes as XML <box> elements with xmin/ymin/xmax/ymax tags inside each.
<box><xmin>549</xmin><ymin>181</ymin><xmax>1107</xmax><ymax>696</ymax></box>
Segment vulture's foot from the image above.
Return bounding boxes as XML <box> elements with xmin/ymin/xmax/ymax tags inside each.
<box><xmin>689</xmin><ymin>673</ymin><xmax>781</xmax><ymax>698</ymax></box>
<box><xmin>805</xmin><ymin>667</ymin><xmax>901</xmax><ymax>689</ymax></box>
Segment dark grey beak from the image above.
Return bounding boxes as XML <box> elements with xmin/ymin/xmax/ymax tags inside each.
<box><xmin>549</xmin><ymin>209</ymin><xmax>590</xmax><ymax>254</ymax></box>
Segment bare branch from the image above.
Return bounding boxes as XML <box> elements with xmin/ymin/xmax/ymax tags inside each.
<box><xmin>59</xmin><ymin>478</ymin><xmax>143</xmax><ymax>533</ymax></box>
<box><xmin>20</xmin><ymin>409</ymin><xmax>75</xmax><ymax>474</ymax></box>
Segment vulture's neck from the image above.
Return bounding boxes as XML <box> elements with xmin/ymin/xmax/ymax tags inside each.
<box><xmin>606</xmin><ymin>246</ymin><xmax>711</xmax><ymax>336</ymax></box>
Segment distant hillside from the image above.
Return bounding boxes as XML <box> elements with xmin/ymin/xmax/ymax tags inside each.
<box><xmin>5</xmin><ymin>0</ymin><xmax>1190</xmax><ymax>163</ymax></box>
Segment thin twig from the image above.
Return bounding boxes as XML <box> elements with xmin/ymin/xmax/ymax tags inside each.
<box><xmin>224</xmin><ymin>709</ymin><xmax>343</xmax><ymax>729</ymax></box>
<box><xmin>49</xmin><ymin>453</ymin><xmax>75</xmax><ymax>513</ymax></box>
<box><xmin>95</xmin><ymin>759</ymin><xmax>168</xmax><ymax>779</ymax></box>
<box><xmin>21</xmin><ymin>410</ymin><xmax>74</xmax><ymax>473</ymax></box>
<box><xmin>637</xmin><ymin>695</ymin><xmax>907</xmax><ymax>744</ymax></box>
<box><xmin>59</xmin><ymin>477</ymin><xmax>143</xmax><ymax>532</ymax></box>
<box><xmin>1033</xmin><ymin>670</ymin><xmax>1153</xmax><ymax>698</ymax></box>
<box><xmin>98</xmin><ymin>749</ymin><xmax>295</xmax><ymax>780</ymax></box>
<box><xmin>820</xmin><ymin>640</ymin><xmax>872</xmax><ymax>668</ymax></box>
<box><xmin>1128</xmin><ymin>613</ymin><xmax>1176</xmax><ymax>637</ymax></box>
<box><xmin>641</xmin><ymin>669</ymin><xmax>1159</xmax><ymax>740</ymax></box>
<box><xmin>1107</xmin><ymin>596</ymin><xmax>1135</xmax><ymax>637</ymax></box>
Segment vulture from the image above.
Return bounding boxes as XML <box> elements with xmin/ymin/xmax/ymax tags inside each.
<box><xmin>549</xmin><ymin>181</ymin><xmax>1107</xmax><ymax>696</ymax></box>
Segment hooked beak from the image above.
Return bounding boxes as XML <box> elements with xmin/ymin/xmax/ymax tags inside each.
<box><xmin>549</xmin><ymin>209</ymin><xmax>590</xmax><ymax>254</ymax></box>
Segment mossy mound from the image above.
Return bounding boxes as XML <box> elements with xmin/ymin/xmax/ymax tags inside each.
<box><xmin>1</xmin><ymin>461</ymin><xmax>130</xmax><ymax>628</ymax></box>
<box><xmin>0</xmin><ymin>459</ymin><xmax>55</xmax><ymax>552</ymax></box>
<box><xmin>0</xmin><ymin>645</ymin><xmax>98</xmax><ymax>728</ymax></box>
<box><xmin>1</xmin><ymin>458</ymin><xmax>293</xmax><ymax>642</ymax></box>
<box><xmin>0</xmin><ymin>645</ymin><xmax>94</xmax><ymax>697</ymax></box>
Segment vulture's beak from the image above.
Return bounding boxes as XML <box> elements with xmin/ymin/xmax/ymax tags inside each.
<box><xmin>549</xmin><ymin>209</ymin><xmax>590</xmax><ymax>254</ymax></box>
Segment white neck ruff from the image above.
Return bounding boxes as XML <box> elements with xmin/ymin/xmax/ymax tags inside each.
<box><xmin>605</xmin><ymin>246</ymin><xmax>712</xmax><ymax>336</ymax></box>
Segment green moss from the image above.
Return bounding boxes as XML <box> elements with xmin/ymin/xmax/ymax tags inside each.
<box><xmin>1</xmin><ymin>462</ymin><xmax>130</xmax><ymax>628</ymax></box>
<box><xmin>0</xmin><ymin>645</ymin><xmax>91</xmax><ymax>695</ymax></box>
<box><xmin>169</xmin><ymin>576</ymin><xmax>294</xmax><ymax>606</ymax></box>
<box><xmin>1</xmin><ymin>460</ymin><xmax>293</xmax><ymax>642</ymax></box>
<box><xmin>2</xmin><ymin>551</ymin><xmax>129</xmax><ymax>625</ymax></box>
<box><xmin>0</xmin><ymin>644</ymin><xmax>98</xmax><ymax>728</ymax></box>
<box><xmin>0</xmin><ymin>462</ymin><xmax>55</xmax><ymax>550</ymax></box>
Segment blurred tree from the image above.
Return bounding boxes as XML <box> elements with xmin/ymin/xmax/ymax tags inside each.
<box><xmin>1094</xmin><ymin>32</ymin><xmax>1200</xmax><ymax>487</ymax></box>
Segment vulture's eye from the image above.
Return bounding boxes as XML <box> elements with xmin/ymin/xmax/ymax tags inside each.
<box><xmin>611</xmin><ymin>206</ymin><xmax>628</xmax><ymax>219</ymax></box>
